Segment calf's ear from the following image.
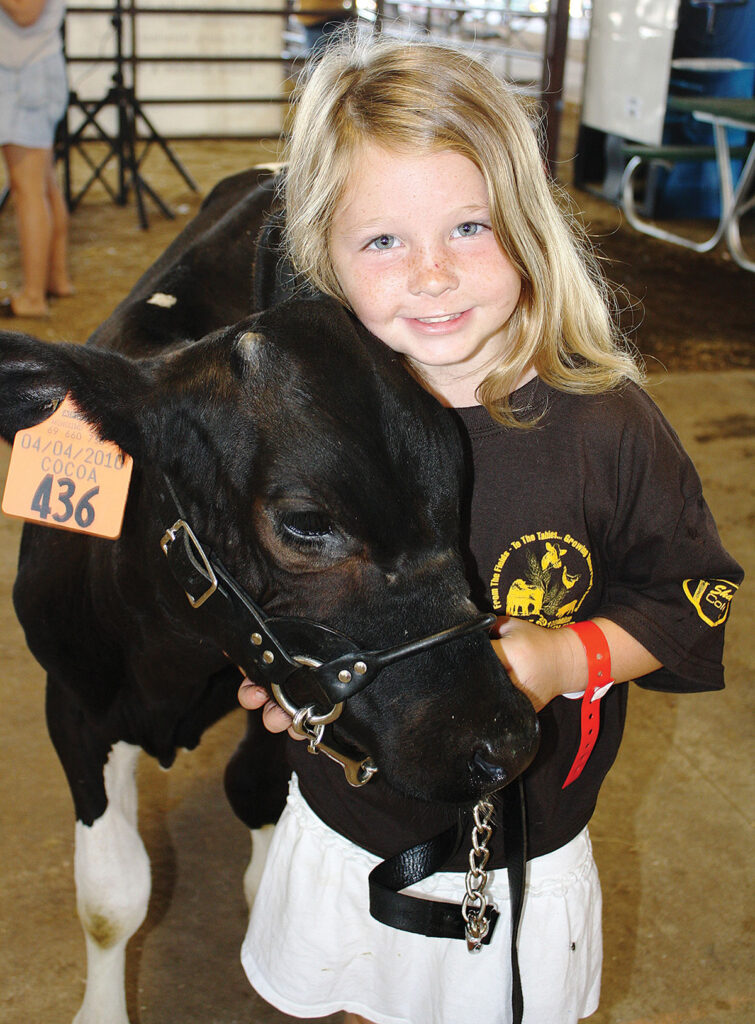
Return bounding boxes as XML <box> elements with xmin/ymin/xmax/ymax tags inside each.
<box><xmin>0</xmin><ymin>331</ymin><xmax>151</xmax><ymax>458</ymax></box>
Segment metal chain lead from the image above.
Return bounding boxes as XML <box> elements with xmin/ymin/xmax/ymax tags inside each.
<box><xmin>461</xmin><ymin>797</ymin><xmax>495</xmax><ymax>952</ymax></box>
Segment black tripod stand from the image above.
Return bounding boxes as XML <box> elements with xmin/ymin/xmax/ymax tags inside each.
<box><xmin>60</xmin><ymin>0</ymin><xmax>198</xmax><ymax>228</ymax></box>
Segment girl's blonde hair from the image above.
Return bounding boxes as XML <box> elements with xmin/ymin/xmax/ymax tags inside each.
<box><xmin>282</xmin><ymin>28</ymin><xmax>643</xmax><ymax>425</ymax></box>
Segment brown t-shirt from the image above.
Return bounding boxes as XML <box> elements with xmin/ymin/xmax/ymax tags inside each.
<box><xmin>288</xmin><ymin>378</ymin><xmax>743</xmax><ymax>869</ymax></box>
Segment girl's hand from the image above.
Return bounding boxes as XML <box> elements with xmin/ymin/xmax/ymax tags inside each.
<box><xmin>491</xmin><ymin>615</ymin><xmax>663</xmax><ymax>711</ymax></box>
<box><xmin>490</xmin><ymin>616</ymin><xmax>585</xmax><ymax>712</ymax></box>
<box><xmin>237</xmin><ymin>678</ymin><xmax>305</xmax><ymax>740</ymax></box>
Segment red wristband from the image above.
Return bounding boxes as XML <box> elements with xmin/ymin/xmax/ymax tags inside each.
<box><xmin>562</xmin><ymin>621</ymin><xmax>614</xmax><ymax>789</ymax></box>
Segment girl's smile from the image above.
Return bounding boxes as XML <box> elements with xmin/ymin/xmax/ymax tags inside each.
<box><xmin>329</xmin><ymin>146</ymin><xmax>523</xmax><ymax>407</ymax></box>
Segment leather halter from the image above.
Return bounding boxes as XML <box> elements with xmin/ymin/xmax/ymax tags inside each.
<box><xmin>157</xmin><ymin>475</ymin><xmax>495</xmax><ymax>784</ymax></box>
<box><xmin>157</xmin><ymin>475</ymin><xmax>528</xmax><ymax>1020</ymax></box>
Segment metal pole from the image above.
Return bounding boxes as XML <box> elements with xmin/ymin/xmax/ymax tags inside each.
<box><xmin>541</xmin><ymin>0</ymin><xmax>571</xmax><ymax>177</ymax></box>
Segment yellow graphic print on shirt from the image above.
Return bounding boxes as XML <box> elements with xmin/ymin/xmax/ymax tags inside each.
<box><xmin>490</xmin><ymin>531</ymin><xmax>594</xmax><ymax>628</ymax></box>
<box><xmin>683</xmin><ymin>578</ymin><xmax>739</xmax><ymax>627</ymax></box>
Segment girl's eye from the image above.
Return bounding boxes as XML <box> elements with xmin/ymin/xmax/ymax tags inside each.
<box><xmin>452</xmin><ymin>222</ymin><xmax>485</xmax><ymax>238</ymax></box>
<box><xmin>280</xmin><ymin>510</ymin><xmax>335</xmax><ymax>544</ymax></box>
<box><xmin>367</xmin><ymin>234</ymin><xmax>398</xmax><ymax>251</ymax></box>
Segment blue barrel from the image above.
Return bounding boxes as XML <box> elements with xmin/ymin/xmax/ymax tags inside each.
<box><xmin>655</xmin><ymin>0</ymin><xmax>755</xmax><ymax>218</ymax></box>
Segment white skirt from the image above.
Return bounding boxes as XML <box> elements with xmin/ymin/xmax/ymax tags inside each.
<box><xmin>242</xmin><ymin>775</ymin><xmax>602</xmax><ymax>1024</ymax></box>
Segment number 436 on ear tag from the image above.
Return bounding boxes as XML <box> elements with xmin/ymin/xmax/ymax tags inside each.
<box><xmin>2</xmin><ymin>396</ymin><xmax>133</xmax><ymax>539</ymax></box>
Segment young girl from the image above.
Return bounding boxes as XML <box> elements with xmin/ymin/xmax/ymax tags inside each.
<box><xmin>238</xmin><ymin>30</ymin><xmax>742</xmax><ymax>1024</ymax></box>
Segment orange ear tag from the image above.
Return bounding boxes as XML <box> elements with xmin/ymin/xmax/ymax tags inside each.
<box><xmin>2</xmin><ymin>395</ymin><xmax>133</xmax><ymax>539</ymax></box>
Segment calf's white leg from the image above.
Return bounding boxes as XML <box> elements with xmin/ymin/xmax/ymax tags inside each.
<box><xmin>73</xmin><ymin>742</ymin><xmax>150</xmax><ymax>1024</ymax></box>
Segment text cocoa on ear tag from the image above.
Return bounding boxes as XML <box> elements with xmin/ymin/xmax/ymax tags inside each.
<box><xmin>2</xmin><ymin>396</ymin><xmax>133</xmax><ymax>539</ymax></box>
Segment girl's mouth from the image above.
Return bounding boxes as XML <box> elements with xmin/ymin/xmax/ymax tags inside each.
<box><xmin>415</xmin><ymin>313</ymin><xmax>462</xmax><ymax>324</ymax></box>
<box><xmin>406</xmin><ymin>309</ymin><xmax>473</xmax><ymax>334</ymax></box>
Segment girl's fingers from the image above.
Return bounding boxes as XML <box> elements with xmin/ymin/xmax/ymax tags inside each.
<box><xmin>261</xmin><ymin>699</ymin><xmax>296</xmax><ymax>734</ymax></box>
<box><xmin>237</xmin><ymin>678</ymin><xmax>269</xmax><ymax>709</ymax></box>
<box><xmin>237</xmin><ymin>678</ymin><xmax>302</xmax><ymax>738</ymax></box>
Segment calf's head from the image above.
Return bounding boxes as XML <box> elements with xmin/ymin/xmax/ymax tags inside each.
<box><xmin>0</xmin><ymin>297</ymin><xmax>538</xmax><ymax>804</ymax></box>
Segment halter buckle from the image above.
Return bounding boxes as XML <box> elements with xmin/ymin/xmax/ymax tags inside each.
<box><xmin>160</xmin><ymin>519</ymin><xmax>219</xmax><ymax>608</ymax></box>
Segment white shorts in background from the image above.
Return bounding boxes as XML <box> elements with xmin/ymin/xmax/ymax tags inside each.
<box><xmin>0</xmin><ymin>52</ymin><xmax>68</xmax><ymax>148</ymax></box>
<box><xmin>242</xmin><ymin>775</ymin><xmax>602</xmax><ymax>1024</ymax></box>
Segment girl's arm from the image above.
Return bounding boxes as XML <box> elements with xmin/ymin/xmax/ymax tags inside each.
<box><xmin>492</xmin><ymin>616</ymin><xmax>662</xmax><ymax>712</ymax></box>
<box><xmin>0</xmin><ymin>0</ymin><xmax>48</xmax><ymax>27</ymax></box>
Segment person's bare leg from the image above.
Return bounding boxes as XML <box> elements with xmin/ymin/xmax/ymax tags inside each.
<box><xmin>45</xmin><ymin>157</ymin><xmax>74</xmax><ymax>297</ymax></box>
<box><xmin>2</xmin><ymin>144</ymin><xmax>53</xmax><ymax>316</ymax></box>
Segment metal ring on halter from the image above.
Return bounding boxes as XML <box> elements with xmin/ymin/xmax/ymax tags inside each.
<box><xmin>270</xmin><ymin>654</ymin><xmax>345</xmax><ymax>728</ymax></box>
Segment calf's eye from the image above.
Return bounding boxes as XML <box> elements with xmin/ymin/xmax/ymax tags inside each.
<box><xmin>281</xmin><ymin>510</ymin><xmax>334</xmax><ymax>543</ymax></box>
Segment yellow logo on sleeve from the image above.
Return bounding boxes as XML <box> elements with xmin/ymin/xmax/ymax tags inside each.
<box><xmin>682</xmin><ymin>579</ymin><xmax>738</xmax><ymax>627</ymax></box>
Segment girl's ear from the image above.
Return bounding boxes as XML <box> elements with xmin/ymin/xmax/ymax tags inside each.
<box><xmin>0</xmin><ymin>331</ymin><xmax>152</xmax><ymax>460</ymax></box>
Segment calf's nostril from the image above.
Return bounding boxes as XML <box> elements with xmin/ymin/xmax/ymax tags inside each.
<box><xmin>471</xmin><ymin>747</ymin><xmax>509</xmax><ymax>787</ymax></box>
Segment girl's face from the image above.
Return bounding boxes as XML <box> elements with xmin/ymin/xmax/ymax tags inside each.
<box><xmin>329</xmin><ymin>145</ymin><xmax>523</xmax><ymax>407</ymax></box>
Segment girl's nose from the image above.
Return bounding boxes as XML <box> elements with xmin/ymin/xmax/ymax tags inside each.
<box><xmin>408</xmin><ymin>248</ymin><xmax>459</xmax><ymax>297</ymax></box>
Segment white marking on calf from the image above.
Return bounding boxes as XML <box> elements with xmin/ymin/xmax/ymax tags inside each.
<box><xmin>146</xmin><ymin>292</ymin><xmax>178</xmax><ymax>308</ymax></box>
<box><xmin>73</xmin><ymin>742</ymin><xmax>150</xmax><ymax>1024</ymax></box>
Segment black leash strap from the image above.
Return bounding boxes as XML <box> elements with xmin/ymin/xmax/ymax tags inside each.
<box><xmin>368</xmin><ymin>817</ymin><xmax>500</xmax><ymax>942</ymax></box>
<box><xmin>501</xmin><ymin>777</ymin><xmax>527</xmax><ymax>1024</ymax></box>
<box><xmin>368</xmin><ymin>778</ymin><xmax>527</xmax><ymax>1023</ymax></box>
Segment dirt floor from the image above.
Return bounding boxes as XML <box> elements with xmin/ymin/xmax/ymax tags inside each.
<box><xmin>0</xmin><ymin>122</ymin><xmax>753</xmax><ymax>1024</ymax></box>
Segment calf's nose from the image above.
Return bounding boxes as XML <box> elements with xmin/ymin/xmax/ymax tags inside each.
<box><xmin>469</xmin><ymin>706</ymin><xmax>540</xmax><ymax>793</ymax></box>
<box><xmin>471</xmin><ymin>746</ymin><xmax>510</xmax><ymax>788</ymax></box>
